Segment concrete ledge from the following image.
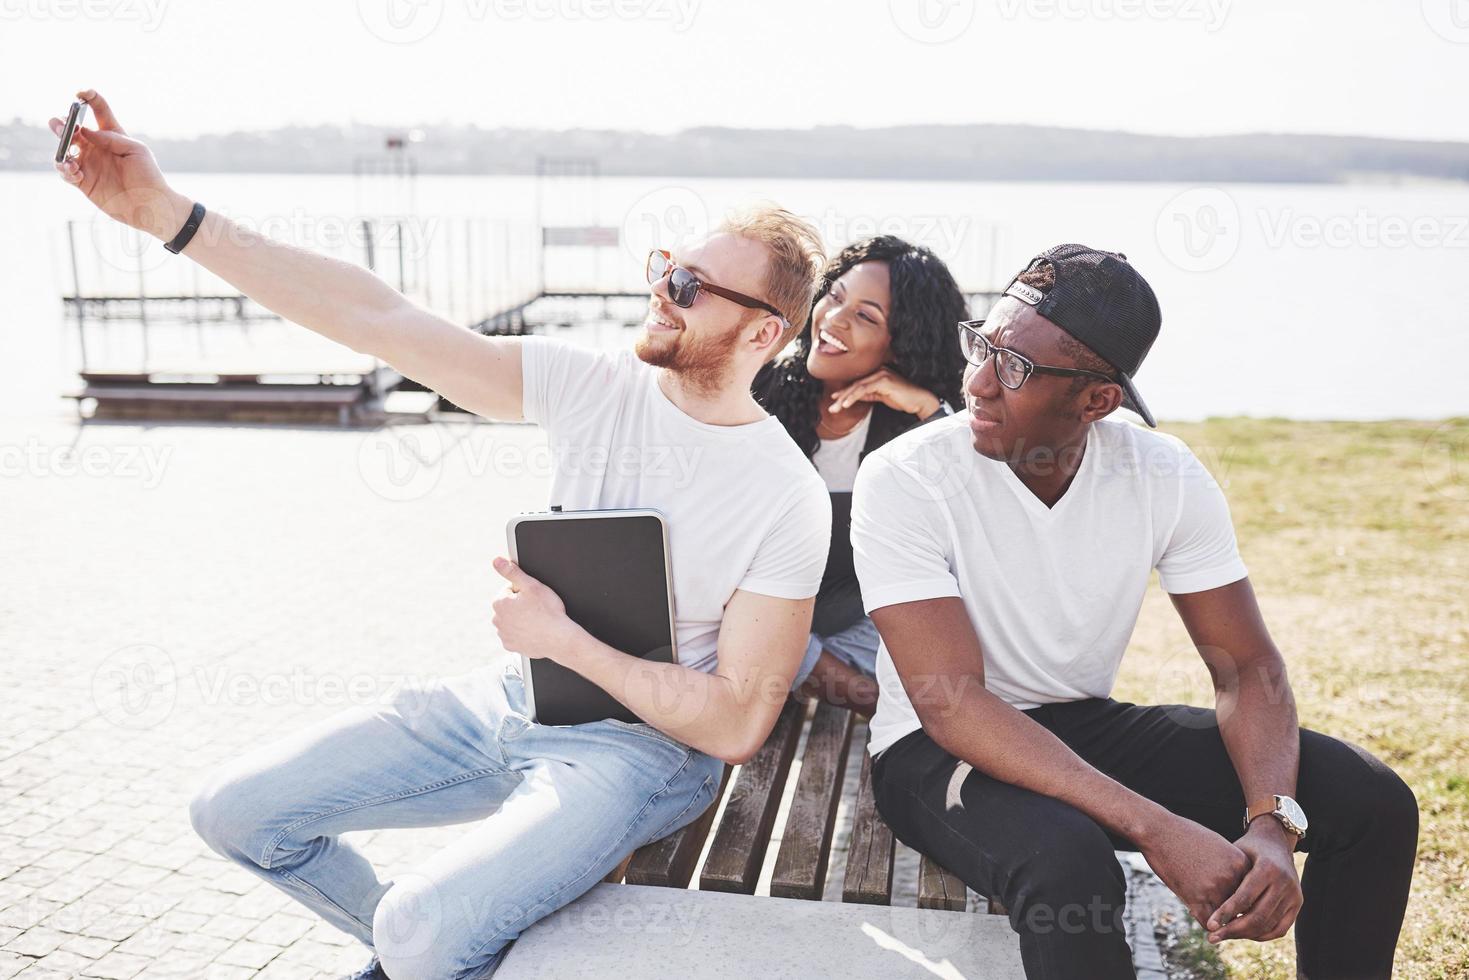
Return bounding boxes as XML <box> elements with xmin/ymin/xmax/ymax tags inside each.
<box><xmin>496</xmin><ymin>883</ymin><xmax>1024</xmax><ymax>979</ymax></box>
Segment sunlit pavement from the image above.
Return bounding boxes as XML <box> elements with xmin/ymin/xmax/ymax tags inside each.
<box><xmin>1</xmin><ymin>417</ymin><xmax>546</xmax><ymax>978</ymax></box>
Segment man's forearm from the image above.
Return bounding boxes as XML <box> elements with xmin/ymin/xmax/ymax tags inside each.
<box><xmin>1215</xmin><ymin>655</ymin><xmax>1299</xmax><ymax>816</ymax></box>
<box><xmin>557</xmin><ymin>631</ymin><xmax>780</xmax><ymax>765</ymax></box>
<box><xmin>1169</xmin><ymin>582</ymin><xmax>1301</xmax><ymax>838</ymax></box>
<box><xmin>929</xmin><ymin>688</ymin><xmax>1174</xmax><ymax>845</ymax></box>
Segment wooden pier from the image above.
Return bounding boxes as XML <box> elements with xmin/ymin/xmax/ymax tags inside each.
<box><xmin>57</xmin><ymin>200</ymin><xmax>1001</xmax><ymax>425</ymax></box>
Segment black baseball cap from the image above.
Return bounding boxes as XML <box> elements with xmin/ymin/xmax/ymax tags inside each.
<box><xmin>1002</xmin><ymin>243</ymin><xmax>1161</xmax><ymax>428</ymax></box>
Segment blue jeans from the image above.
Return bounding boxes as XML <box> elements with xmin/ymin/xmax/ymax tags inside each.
<box><xmin>791</xmin><ymin>616</ymin><xmax>881</xmax><ymax>689</ymax></box>
<box><xmin>188</xmin><ymin>659</ymin><xmax>724</xmax><ymax>979</ymax></box>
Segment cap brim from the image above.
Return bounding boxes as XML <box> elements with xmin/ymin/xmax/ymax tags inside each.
<box><xmin>1119</xmin><ymin>374</ymin><xmax>1156</xmax><ymax>428</ymax></box>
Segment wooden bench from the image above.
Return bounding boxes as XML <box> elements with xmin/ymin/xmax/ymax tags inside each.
<box><xmin>601</xmin><ymin>697</ymin><xmax>1007</xmax><ymax>917</ymax></box>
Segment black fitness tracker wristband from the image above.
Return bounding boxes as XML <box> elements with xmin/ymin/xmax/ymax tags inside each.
<box><xmin>164</xmin><ymin>201</ymin><xmax>206</xmax><ymax>254</ymax></box>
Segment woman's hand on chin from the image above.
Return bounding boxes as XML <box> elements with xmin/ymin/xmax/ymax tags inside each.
<box><xmin>828</xmin><ymin>367</ymin><xmax>942</xmax><ymax>417</ymax></box>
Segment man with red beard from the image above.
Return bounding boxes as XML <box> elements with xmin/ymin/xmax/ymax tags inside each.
<box><xmin>54</xmin><ymin>91</ymin><xmax>830</xmax><ymax>979</ymax></box>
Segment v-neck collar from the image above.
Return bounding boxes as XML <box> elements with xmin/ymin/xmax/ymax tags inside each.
<box><xmin>997</xmin><ymin>426</ymin><xmax>1096</xmax><ymax>520</ymax></box>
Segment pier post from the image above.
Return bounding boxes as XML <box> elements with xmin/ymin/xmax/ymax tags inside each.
<box><xmin>136</xmin><ymin>233</ymin><xmax>150</xmax><ymax>369</ymax></box>
<box><xmin>66</xmin><ymin>221</ymin><xmax>88</xmax><ymax>373</ymax></box>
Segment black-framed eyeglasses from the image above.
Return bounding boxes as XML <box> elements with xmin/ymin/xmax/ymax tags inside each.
<box><xmin>646</xmin><ymin>249</ymin><xmax>787</xmax><ymax>323</ymax></box>
<box><xmin>958</xmin><ymin>319</ymin><xmax>1117</xmax><ymax>390</ymax></box>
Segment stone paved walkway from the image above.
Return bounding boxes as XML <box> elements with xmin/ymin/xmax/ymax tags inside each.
<box><xmin>2</xmin><ymin>417</ymin><xmax>549</xmax><ymax>979</ymax></box>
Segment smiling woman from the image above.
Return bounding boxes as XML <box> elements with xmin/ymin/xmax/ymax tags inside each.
<box><xmin>756</xmin><ymin>235</ymin><xmax>969</xmax><ymax>460</ymax></box>
<box><xmin>753</xmin><ymin>234</ymin><xmax>969</xmax><ymax>715</ymax></box>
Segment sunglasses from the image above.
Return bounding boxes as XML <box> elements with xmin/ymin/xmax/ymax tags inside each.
<box><xmin>645</xmin><ymin>249</ymin><xmax>786</xmax><ymax>323</ymax></box>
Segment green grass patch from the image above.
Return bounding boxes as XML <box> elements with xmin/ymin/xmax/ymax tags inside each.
<box><xmin>1114</xmin><ymin>417</ymin><xmax>1469</xmax><ymax>979</ymax></box>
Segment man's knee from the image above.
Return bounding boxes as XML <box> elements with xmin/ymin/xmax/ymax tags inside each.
<box><xmin>373</xmin><ymin>876</ymin><xmax>502</xmax><ymax>980</ymax></box>
<box><xmin>1362</xmin><ymin>758</ymin><xmax>1419</xmax><ymax>848</ymax></box>
<box><xmin>1306</xmin><ymin>734</ymin><xmax>1420</xmax><ymax>852</ymax></box>
<box><xmin>188</xmin><ymin>765</ymin><xmax>272</xmax><ymax>867</ymax></box>
<box><xmin>1007</xmin><ymin>815</ymin><xmax>1126</xmax><ymax>937</ymax></box>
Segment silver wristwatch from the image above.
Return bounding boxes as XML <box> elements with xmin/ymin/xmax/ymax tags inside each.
<box><xmin>1244</xmin><ymin>794</ymin><xmax>1308</xmax><ymax>840</ymax></box>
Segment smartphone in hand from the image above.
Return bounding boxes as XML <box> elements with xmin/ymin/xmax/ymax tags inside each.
<box><xmin>54</xmin><ymin>100</ymin><xmax>89</xmax><ymax>164</ymax></box>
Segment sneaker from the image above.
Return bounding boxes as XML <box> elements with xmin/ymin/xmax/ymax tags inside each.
<box><xmin>343</xmin><ymin>956</ymin><xmax>388</xmax><ymax>980</ymax></box>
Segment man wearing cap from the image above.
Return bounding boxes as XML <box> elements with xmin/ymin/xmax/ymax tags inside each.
<box><xmin>852</xmin><ymin>245</ymin><xmax>1418</xmax><ymax>978</ymax></box>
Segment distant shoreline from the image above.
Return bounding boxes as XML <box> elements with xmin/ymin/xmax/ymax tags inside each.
<box><xmin>7</xmin><ymin>120</ymin><xmax>1469</xmax><ymax>184</ymax></box>
<box><xmin>8</xmin><ymin>169</ymin><xmax>1469</xmax><ymax>188</ymax></box>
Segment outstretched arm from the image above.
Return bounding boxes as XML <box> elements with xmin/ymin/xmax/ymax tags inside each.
<box><xmin>50</xmin><ymin>89</ymin><xmax>523</xmax><ymax>421</ymax></box>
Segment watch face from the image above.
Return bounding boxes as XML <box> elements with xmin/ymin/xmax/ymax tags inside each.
<box><xmin>1278</xmin><ymin>796</ymin><xmax>1308</xmax><ymax>833</ymax></box>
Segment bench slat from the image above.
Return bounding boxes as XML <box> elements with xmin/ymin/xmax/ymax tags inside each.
<box><xmin>841</xmin><ymin>750</ymin><xmax>896</xmax><ymax>906</ymax></box>
<box><xmin>698</xmin><ymin>698</ymin><xmax>805</xmax><ymax>894</ymax></box>
<box><xmin>917</xmin><ymin>855</ymin><xmax>968</xmax><ymax>912</ymax></box>
<box><xmin>602</xmin><ymin>853</ymin><xmax>634</xmax><ymax>885</ymax></box>
<box><xmin>770</xmin><ymin>701</ymin><xmax>855</xmax><ymax>900</ymax></box>
<box><xmin>622</xmin><ymin>765</ymin><xmax>733</xmax><ymax>888</ymax></box>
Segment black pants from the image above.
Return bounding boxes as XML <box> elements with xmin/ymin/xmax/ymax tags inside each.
<box><xmin>870</xmin><ymin>699</ymin><xmax>1418</xmax><ymax>980</ymax></box>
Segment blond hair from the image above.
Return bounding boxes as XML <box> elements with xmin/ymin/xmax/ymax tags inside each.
<box><xmin>718</xmin><ymin>206</ymin><xmax>825</xmax><ymax>358</ymax></box>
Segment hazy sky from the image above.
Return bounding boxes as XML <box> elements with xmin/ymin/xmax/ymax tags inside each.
<box><xmin>4</xmin><ymin>0</ymin><xmax>1468</xmax><ymax>141</ymax></box>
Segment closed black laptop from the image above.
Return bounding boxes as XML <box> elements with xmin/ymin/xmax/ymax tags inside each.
<box><xmin>506</xmin><ymin>508</ymin><xmax>677</xmax><ymax>726</ymax></box>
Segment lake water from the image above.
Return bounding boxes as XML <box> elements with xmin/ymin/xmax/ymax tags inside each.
<box><xmin>4</xmin><ymin>170</ymin><xmax>1468</xmax><ymax>422</ymax></box>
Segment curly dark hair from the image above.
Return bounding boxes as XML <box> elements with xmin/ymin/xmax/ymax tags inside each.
<box><xmin>752</xmin><ymin>235</ymin><xmax>970</xmax><ymax>459</ymax></box>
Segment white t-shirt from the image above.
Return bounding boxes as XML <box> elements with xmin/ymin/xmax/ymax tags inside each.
<box><xmin>852</xmin><ymin>414</ymin><xmax>1249</xmax><ymax>756</ymax></box>
<box><xmin>811</xmin><ymin>408</ymin><xmax>873</xmax><ymax>492</ymax></box>
<box><xmin>521</xmin><ymin>337</ymin><xmax>832</xmax><ymax>674</ymax></box>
